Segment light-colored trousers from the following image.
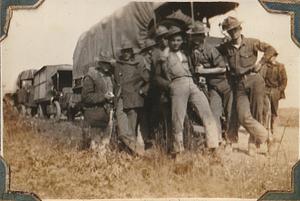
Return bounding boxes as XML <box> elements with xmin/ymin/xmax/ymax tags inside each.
<box><xmin>170</xmin><ymin>77</ymin><xmax>220</xmax><ymax>152</ymax></box>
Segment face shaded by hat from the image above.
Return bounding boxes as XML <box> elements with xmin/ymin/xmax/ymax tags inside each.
<box><xmin>187</xmin><ymin>21</ymin><xmax>209</xmax><ymax>35</ymax></box>
<box><xmin>155</xmin><ymin>25</ymin><xmax>169</xmax><ymax>39</ymax></box>
<box><xmin>221</xmin><ymin>16</ymin><xmax>242</xmax><ymax>32</ymax></box>
<box><xmin>166</xmin><ymin>26</ymin><xmax>185</xmax><ymax>39</ymax></box>
<box><xmin>120</xmin><ymin>40</ymin><xmax>134</xmax><ymax>61</ymax></box>
<box><xmin>187</xmin><ymin>21</ymin><xmax>209</xmax><ymax>48</ymax></box>
<box><xmin>95</xmin><ymin>52</ymin><xmax>114</xmax><ymax>73</ymax></box>
<box><xmin>140</xmin><ymin>38</ymin><xmax>156</xmax><ymax>53</ymax></box>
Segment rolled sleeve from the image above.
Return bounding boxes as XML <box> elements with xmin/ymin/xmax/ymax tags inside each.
<box><xmin>209</xmin><ymin>46</ymin><xmax>227</xmax><ymax>69</ymax></box>
<box><xmin>253</xmin><ymin>39</ymin><xmax>277</xmax><ymax>63</ymax></box>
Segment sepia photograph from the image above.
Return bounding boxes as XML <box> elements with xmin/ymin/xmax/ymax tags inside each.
<box><xmin>1</xmin><ymin>0</ymin><xmax>299</xmax><ymax>199</ymax></box>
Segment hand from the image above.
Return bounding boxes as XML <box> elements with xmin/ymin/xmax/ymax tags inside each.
<box><xmin>104</xmin><ymin>92</ymin><xmax>114</xmax><ymax>100</ymax></box>
<box><xmin>199</xmin><ymin>76</ymin><xmax>206</xmax><ymax>84</ymax></box>
<box><xmin>195</xmin><ymin>64</ymin><xmax>204</xmax><ymax>74</ymax></box>
<box><xmin>139</xmin><ymin>89</ymin><xmax>144</xmax><ymax>95</ymax></box>
<box><xmin>254</xmin><ymin>62</ymin><xmax>263</xmax><ymax>72</ymax></box>
<box><xmin>109</xmin><ymin>59</ymin><xmax>116</xmax><ymax>64</ymax></box>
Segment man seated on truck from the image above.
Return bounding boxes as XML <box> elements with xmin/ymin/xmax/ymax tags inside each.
<box><xmin>80</xmin><ymin>56</ymin><xmax>115</xmax><ymax>152</ymax></box>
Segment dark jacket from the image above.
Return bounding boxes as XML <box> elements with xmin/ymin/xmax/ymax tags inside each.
<box><xmin>81</xmin><ymin>67</ymin><xmax>113</xmax><ymax>128</ymax></box>
<box><xmin>261</xmin><ymin>61</ymin><xmax>287</xmax><ymax>99</ymax></box>
<box><xmin>114</xmin><ymin>55</ymin><xmax>150</xmax><ymax>109</ymax></box>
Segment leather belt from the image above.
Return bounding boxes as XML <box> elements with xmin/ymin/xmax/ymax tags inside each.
<box><xmin>171</xmin><ymin>75</ymin><xmax>193</xmax><ymax>81</ymax></box>
<box><xmin>84</xmin><ymin>103</ymin><xmax>104</xmax><ymax>109</ymax></box>
<box><xmin>231</xmin><ymin>68</ymin><xmax>256</xmax><ymax>79</ymax></box>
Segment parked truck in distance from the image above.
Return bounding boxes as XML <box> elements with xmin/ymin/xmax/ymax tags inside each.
<box><xmin>33</xmin><ymin>64</ymin><xmax>79</xmax><ymax>120</ymax></box>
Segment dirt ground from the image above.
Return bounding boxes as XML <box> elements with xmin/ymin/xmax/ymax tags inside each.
<box><xmin>3</xmin><ymin>99</ymin><xmax>299</xmax><ymax>199</ymax></box>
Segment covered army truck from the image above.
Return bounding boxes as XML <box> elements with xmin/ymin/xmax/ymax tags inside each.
<box><xmin>33</xmin><ymin>64</ymin><xmax>76</xmax><ymax>120</ymax></box>
<box><xmin>15</xmin><ymin>69</ymin><xmax>37</xmax><ymax>116</ymax></box>
<box><xmin>73</xmin><ymin>1</ymin><xmax>239</xmax><ymax>151</ymax></box>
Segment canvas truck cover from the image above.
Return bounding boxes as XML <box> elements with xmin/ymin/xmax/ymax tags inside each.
<box><xmin>16</xmin><ymin>69</ymin><xmax>37</xmax><ymax>88</ymax></box>
<box><xmin>73</xmin><ymin>1</ymin><xmax>238</xmax><ymax>80</ymax></box>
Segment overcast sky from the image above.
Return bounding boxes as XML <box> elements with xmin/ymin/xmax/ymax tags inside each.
<box><xmin>1</xmin><ymin>0</ymin><xmax>299</xmax><ymax>108</ymax></box>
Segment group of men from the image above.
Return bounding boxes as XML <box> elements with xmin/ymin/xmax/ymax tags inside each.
<box><xmin>80</xmin><ymin>16</ymin><xmax>287</xmax><ymax>158</ymax></box>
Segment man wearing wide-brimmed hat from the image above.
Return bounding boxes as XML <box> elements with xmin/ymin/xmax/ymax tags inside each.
<box><xmin>135</xmin><ymin>38</ymin><xmax>157</xmax><ymax>147</ymax></box>
<box><xmin>148</xmin><ymin>25</ymin><xmax>170</xmax><ymax>139</ymax></box>
<box><xmin>156</xmin><ymin>25</ymin><xmax>220</xmax><ymax>157</ymax></box>
<box><xmin>260</xmin><ymin>52</ymin><xmax>287</xmax><ymax>135</ymax></box>
<box><xmin>153</xmin><ymin>25</ymin><xmax>169</xmax><ymax>85</ymax></box>
<box><xmin>218</xmin><ymin>16</ymin><xmax>278</xmax><ymax>155</ymax></box>
<box><xmin>81</xmin><ymin>53</ymin><xmax>115</xmax><ymax>151</ymax></box>
<box><xmin>153</xmin><ymin>25</ymin><xmax>169</xmax><ymax>61</ymax></box>
<box><xmin>187</xmin><ymin>21</ymin><xmax>238</xmax><ymax>146</ymax></box>
<box><xmin>114</xmin><ymin>39</ymin><xmax>150</xmax><ymax>155</ymax></box>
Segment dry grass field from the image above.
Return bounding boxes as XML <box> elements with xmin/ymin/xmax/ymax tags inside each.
<box><xmin>3</xmin><ymin>99</ymin><xmax>299</xmax><ymax>199</ymax></box>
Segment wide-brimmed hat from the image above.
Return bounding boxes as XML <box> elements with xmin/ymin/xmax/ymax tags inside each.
<box><xmin>140</xmin><ymin>38</ymin><xmax>156</xmax><ymax>52</ymax></box>
<box><xmin>221</xmin><ymin>16</ymin><xmax>242</xmax><ymax>31</ymax></box>
<box><xmin>96</xmin><ymin>51</ymin><xmax>113</xmax><ymax>63</ymax></box>
<box><xmin>187</xmin><ymin>21</ymin><xmax>209</xmax><ymax>35</ymax></box>
<box><xmin>155</xmin><ymin>25</ymin><xmax>169</xmax><ymax>38</ymax></box>
<box><xmin>166</xmin><ymin>26</ymin><xmax>184</xmax><ymax>38</ymax></box>
<box><xmin>120</xmin><ymin>40</ymin><xmax>134</xmax><ymax>50</ymax></box>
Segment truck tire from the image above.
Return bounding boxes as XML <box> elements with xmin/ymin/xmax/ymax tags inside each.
<box><xmin>53</xmin><ymin>101</ymin><xmax>61</xmax><ymax>121</ymax></box>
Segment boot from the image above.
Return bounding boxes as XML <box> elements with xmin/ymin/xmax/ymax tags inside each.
<box><xmin>248</xmin><ymin>143</ymin><xmax>257</xmax><ymax>156</ymax></box>
<box><xmin>173</xmin><ymin>132</ymin><xmax>184</xmax><ymax>153</ymax></box>
<box><xmin>120</xmin><ymin>135</ymin><xmax>145</xmax><ymax>156</ymax></box>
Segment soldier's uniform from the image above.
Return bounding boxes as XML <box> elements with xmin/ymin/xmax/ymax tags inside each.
<box><xmin>187</xmin><ymin>21</ymin><xmax>236</xmax><ymax>143</ymax></box>
<box><xmin>261</xmin><ymin>59</ymin><xmax>287</xmax><ymax>132</ymax></box>
<box><xmin>149</xmin><ymin>26</ymin><xmax>170</xmax><ymax>137</ymax></box>
<box><xmin>137</xmin><ymin>38</ymin><xmax>157</xmax><ymax>145</ymax></box>
<box><xmin>81</xmin><ymin>62</ymin><xmax>114</xmax><ymax>150</ymax></box>
<box><xmin>156</xmin><ymin>26</ymin><xmax>220</xmax><ymax>153</ymax></box>
<box><xmin>219</xmin><ymin>17</ymin><xmax>277</xmax><ymax>147</ymax></box>
<box><xmin>114</xmin><ymin>41</ymin><xmax>150</xmax><ymax>155</ymax></box>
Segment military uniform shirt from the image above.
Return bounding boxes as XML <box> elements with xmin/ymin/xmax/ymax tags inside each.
<box><xmin>191</xmin><ymin>42</ymin><xmax>227</xmax><ymax>89</ymax></box>
<box><xmin>218</xmin><ymin>35</ymin><xmax>277</xmax><ymax>75</ymax></box>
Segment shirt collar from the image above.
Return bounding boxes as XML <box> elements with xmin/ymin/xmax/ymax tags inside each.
<box><xmin>230</xmin><ymin>35</ymin><xmax>246</xmax><ymax>49</ymax></box>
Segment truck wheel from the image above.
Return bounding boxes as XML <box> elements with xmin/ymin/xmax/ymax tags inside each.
<box><xmin>53</xmin><ymin>101</ymin><xmax>61</xmax><ymax>121</ymax></box>
<box><xmin>38</xmin><ymin>104</ymin><xmax>44</xmax><ymax>118</ymax></box>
